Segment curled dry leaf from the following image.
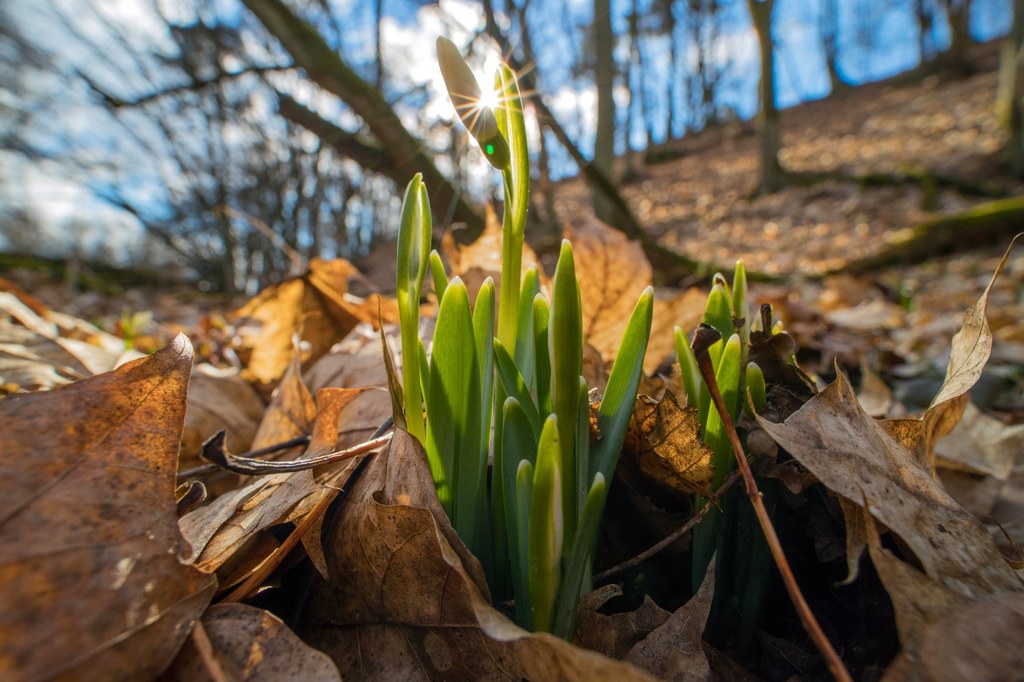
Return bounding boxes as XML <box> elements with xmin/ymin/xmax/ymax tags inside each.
<box><xmin>300</xmin><ymin>429</ymin><xmax>658</xmax><ymax>681</ymax></box>
<box><xmin>759</xmin><ymin>239</ymin><xmax>1023</xmax><ymax>595</ymax></box>
<box><xmin>575</xmin><ymin>560</ymin><xmax>715</xmax><ymax>682</ymax></box>
<box><xmin>624</xmin><ymin>557</ymin><xmax>715</xmax><ymax>682</ymax></box>
<box><xmin>574</xmin><ymin>586</ymin><xmax>672</xmax><ymax>660</ymax></box>
<box><xmin>0</xmin><ymin>334</ymin><xmax>216</xmax><ymax>680</ymax></box>
<box><xmin>229</xmin><ymin>258</ymin><xmax>398</xmax><ymax>387</ymax></box>
<box><xmin>164</xmin><ymin>603</ymin><xmax>340</xmax><ymax>682</ymax></box>
<box><xmin>625</xmin><ymin>391</ymin><xmax>714</xmax><ymax>497</ymax></box>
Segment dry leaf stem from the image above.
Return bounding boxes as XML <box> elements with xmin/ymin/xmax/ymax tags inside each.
<box><xmin>692</xmin><ymin>324</ymin><xmax>852</xmax><ymax>682</ymax></box>
<box><xmin>593</xmin><ymin>468</ymin><xmax>742</xmax><ymax>583</ymax></box>
<box><xmin>198</xmin><ymin>430</ymin><xmax>390</xmax><ymax>476</ymax></box>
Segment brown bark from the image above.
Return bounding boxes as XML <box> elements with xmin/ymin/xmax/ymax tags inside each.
<box><xmin>747</xmin><ymin>0</ymin><xmax>784</xmax><ymax>194</ymax></box>
<box><xmin>998</xmin><ymin>0</ymin><xmax>1024</xmax><ymax>176</ymax></box>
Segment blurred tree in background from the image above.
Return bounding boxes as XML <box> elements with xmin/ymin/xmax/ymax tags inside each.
<box><xmin>0</xmin><ymin>0</ymin><xmax>1009</xmax><ymax>292</ymax></box>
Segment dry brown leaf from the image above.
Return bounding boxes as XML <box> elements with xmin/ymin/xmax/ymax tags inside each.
<box><xmin>857</xmin><ymin>357</ymin><xmax>893</xmax><ymax>418</ymax></box>
<box><xmin>164</xmin><ymin>603</ymin><xmax>340</xmax><ymax>681</ymax></box>
<box><xmin>299</xmin><ymin>429</ymin><xmax>658</xmax><ymax>681</ymax></box>
<box><xmin>568</xmin><ymin>217</ymin><xmax>652</xmax><ymax>365</ymax></box>
<box><xmin>251</xmin><ymin>345</ymin><xmax>317</xmax><ymax>452</ymax></box>
<box><xmin>624</xmin><ymin>558</ymin><xmax>715</xmax><ymax>681</ymax></box>
<box><xmin>229</xmin><ymin>258</ymin><xmax>397</xmax><ymax>387</ymax></box>
<box><xmin>625</xmin><ymin>391</ymin><xmax>714</xmax><ymax>497</ymax></box>
<box><xmin>757</xmin><ymin>371</ymin><xmax>1019</xmax><ymax>598</ymax></box>
<box><xmin>574</xmin><ymin>586</ymin><xmax>671</xmax><ymax>659</ymax></box>
<box><xmin>647</xmin><ymin>287</ymin><xmax>706</xmax><ymax>374</ymax></box>
<box><xmin>928</xmin><ymin>236</ymin><xmax>1017</xmax><ymax>409</ymax></box>
<box><xmin>863</xmin><ymin>504</ymin><xmax>1024</xmax><ymax>682</ymax></box>
<box><xmin>882</xmin><ymin>591</ymin><xmax>1024</xmax><ymax>682</ymax></box>
<box><xmin>180</xmin><ymin>365</ymin><xmax>266</xmax><ymax>461</ymax></box>
<box><xmin>440</xmin><ymin>204</ymin><xmax>543</xmax><ymax>302</ymax></box>
<box><xmin>0</xmin><ymin>334</ymin><xmax>216</xmax><ymax>680</ymax></box>
<box><xmin>181</xmin><ymin>382</ymin><xmax>371</xmax><ymax>576</ymax></box>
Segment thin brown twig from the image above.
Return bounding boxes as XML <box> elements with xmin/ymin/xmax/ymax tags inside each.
<box><xmin>178</xmin><ymin>434</ymin><xmax>312</xmax><ymax>479</ymax></box>
<box><xmin>691</xmin><ymin>324</ymin><xmax>853</xmax><ymax>682</ymax></box>
<box><xmin>199</xmin><ymin>431</ymin><xmax>391</xmax><ymax>475</ymax></box>
<box><xmin>593</xmin><ymin>468</ymin><xmax>743</xmax><ymax>583</ymax></box>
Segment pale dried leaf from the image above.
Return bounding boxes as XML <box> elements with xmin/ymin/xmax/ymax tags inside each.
<box><xmin>930</xmin><ymin>236</ymin><xmax>1017</xmax><ymax>409</ymax></box>
<box><xmin>164</xmin><ymin>604</ymin><xmax>340</xmax><ymax>681</ymax></box>
<box><xmin>757</xmin><ymin>371</ymin><xmax>1019</xmax><ymax>598</ymax></box>
<box><xmin>230</xmin><ymin>258</ymin><xmax>396</xmax><ymax>387</ymax></box>
<box><xmin>0</xmin><ymin>334</ymin><xmax>215</xmax><ymax>680</ymax></box>
<box><xmin>181</xmin><ymin>366</ymin><xmax>266</xmax><ymax>460</ymax></box>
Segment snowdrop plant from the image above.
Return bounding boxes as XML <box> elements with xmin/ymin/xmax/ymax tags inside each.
<box><xmin>388</xmin><ymin>38</ymin><xmax>653</xmax><ymax>639</ymax></box>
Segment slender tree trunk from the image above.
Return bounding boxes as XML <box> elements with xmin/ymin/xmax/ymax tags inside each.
<box><xmin>593</xmin><ymin>0</ymin><xmax>617</xmax><ymax>223</ymax></box>
<box><xmin>938</xmin><ymin>0</ymin><xmax>972</xmax><ymax>73</ymax></box>
<box><xmin>747</xmin><ymin>0</ymin><xmax>783</xmax><ymax>193</ymax></box>
<box><xmin>666</xmin><ymin>1</ymin><xmax>678</xmax><ymax>138</ymax></box>
<box><xmin>820</xmin><ymin>0</ymin><xmax>844</xmax><ymax>92</ymax></box>
<box><xmin>998</xmin><ymin>0</ymin><xmax>1024</xmax><ymax>176</ymax></box>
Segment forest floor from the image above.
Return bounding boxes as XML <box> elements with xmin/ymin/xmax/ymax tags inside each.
<box><xmin>3</xmin><ymin>37</ymin><xmax>1024</xmax><ymax>682</ymax></box>
<box><xmin>546</xmin><ymin>39</ymin><xmax>1024</xmax><ymax>415</ymax></box>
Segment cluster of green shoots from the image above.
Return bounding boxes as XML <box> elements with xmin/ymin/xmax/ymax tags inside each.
<box><xmin>388</xmin><ymin>38</ymin><xmax>653</xmax><ymax>639</ymax></box>
<box><xmin>675</xmin><ymin>264</ymin><xmax>781</xmax><ymax>644</ymax></box>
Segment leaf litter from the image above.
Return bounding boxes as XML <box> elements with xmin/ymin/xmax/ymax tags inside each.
<box><xmin>1</xmin><ymin>228</ymin><xmax>1022</xmax><ymax>679</ymax></box>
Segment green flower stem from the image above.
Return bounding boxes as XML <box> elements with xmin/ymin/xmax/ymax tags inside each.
<box><xmin>395</xmin><ymin>175</ymin><xmax>431</xmax><ymax>443</ymax></box>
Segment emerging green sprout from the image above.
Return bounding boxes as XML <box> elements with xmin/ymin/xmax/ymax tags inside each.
<box><xmin>387</xmin><ymin>39</ymin><xmax>653</xmax><ymax>640</ymax></box>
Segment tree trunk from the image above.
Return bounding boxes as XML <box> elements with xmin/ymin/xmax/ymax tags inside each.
<box><xmin>747</xmin><ymin>0</ymin><xmax>784</xmax><ymax>194</ymax></box>
<box><xmin>938</xmin><ymin>0</ymin><xmax>972</xmax><ymax>73</ymax></box>
<box><xmin>240</xmin><ymin>0</ymin><xmax>484</xmax><ymax>237</ymax></box>
<box><xmin>820</xmin><ymin>0</ymin><xmax>844</xmax><ymax>92</ymax></box>
<box><xmin>593</xmin><ymin>0</ymin><xmax>617</xmax><ymax>223</ymax></box>
<box><xmin>998</xmin><ymin>0</ymin><xmax>1024</xmax><ymax>176</ymax></box>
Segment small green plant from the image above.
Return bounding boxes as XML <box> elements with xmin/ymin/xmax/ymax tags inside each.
<box><xmin>675</xmin><ymin>263</ymin><xmax>797</xmax><ymax>648</ymax></box>
<box><xmin>388</xmin><ymin>38</ymin><xmax>653</xmax><ymax>639</ymax></box>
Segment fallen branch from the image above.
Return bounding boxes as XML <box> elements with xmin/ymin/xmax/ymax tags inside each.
<box><xmin>691</xmin><ymin>324</ymin><xmax>853</xmax><ymax>682</ymax></box>
<box><xmin>839</xmin><ymin>195</ymin><xmax>1024</xmax><ymax>275</ymax></box>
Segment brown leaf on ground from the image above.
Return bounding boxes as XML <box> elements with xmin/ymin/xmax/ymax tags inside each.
<box><xmin>440</xmin><ymin>204</ymin><xmax>544</xmax><ymax>302</ymax></box>
<box><xmin>757</xmin><ymin>371</ymin><xmax>1019</xmax><ymax>598</ymax></box>
<box><xmin>625</xmin><ymin>391</ymin><xmax>714</xmax><ymax>497</ymax></box>
<box><xmin>229</xmin><ymin>258</ymin><xmax>397</xmax><ymax>387</ymax></box>
<box><xmin>568</xmin><ymin>217</ymin><xmax>652</xmax><ymax>365</ymax></box>
<box><xmin>180</xmin><ymin>365</ymin><xmax>266</xmax><ymax>462</ymax></box>
<box><xmin>0</xmin><ymin>334</ymin><xmax>216</xmax><ymax>680</ymax></box>
<box><xmin>180</xmin><ymin>380</ymin><xmax>372</xmax><ymax>577</ymax></box>
<box><xmin>574</xmin><ymin>586</ymin><xmax>671</xmax><ymax>659</ymax></box>
<box><xmin>863</xmin><ymin>504</ymin><xmax>1024</xmax><ymax>682</ymax></box>
<box><xmin>624</xmin><ymin>558</ymin><xmax>714</xmax><ymax>681</ymax></box>
<box><xmin>164</xmin><ymin>603</ymin><xmax>340</xmax><ymax>682</ymax></box>
<box><xmin>299</xmin><ymin>428</ymin><xmax>658</xmax><ymax>681</ymax></box>
<box><xmin>647</xmin><ymin>287</ymin><xmax>706</xmax><ymax>374</ymax></box>
<box><xmin>575</xmin><ymin>562</ymin><xmax>714</xmax><ymax>682</ymax></box>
